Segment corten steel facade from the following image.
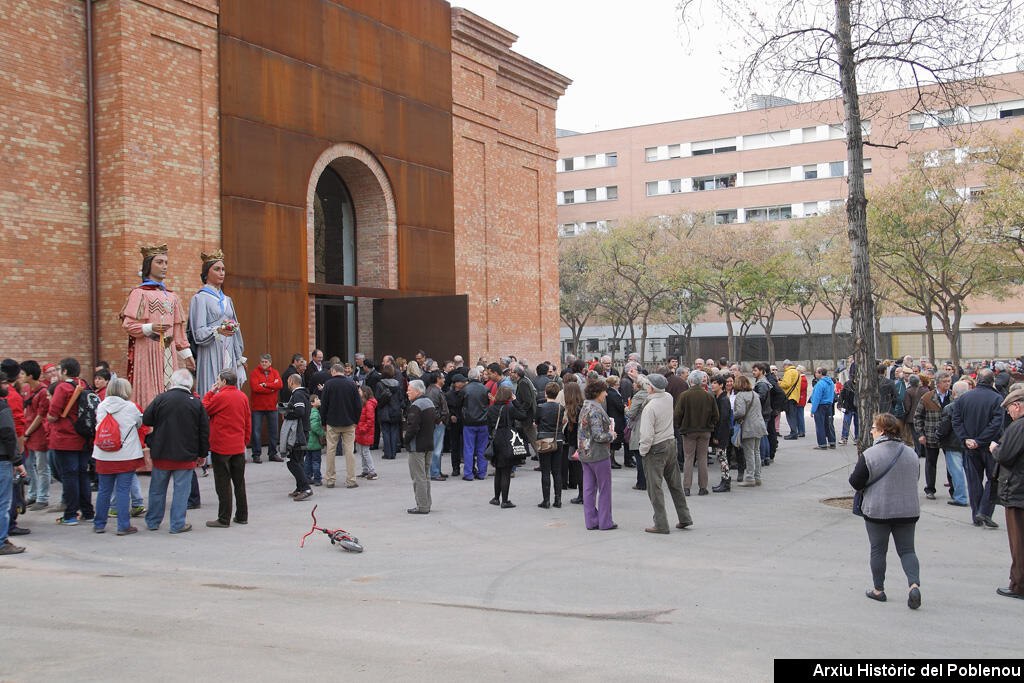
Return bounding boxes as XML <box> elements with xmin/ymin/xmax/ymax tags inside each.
<box><xmin>0</xmin><ymin>0</ymin><xmax>568</xmax><ymax>374</ymax></box>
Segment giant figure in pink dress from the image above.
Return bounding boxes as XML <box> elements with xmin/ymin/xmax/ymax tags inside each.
<box><xmin>120</xmin><ymin>244</ymin><xmax>195</xmax><ymax>409</ymax></box>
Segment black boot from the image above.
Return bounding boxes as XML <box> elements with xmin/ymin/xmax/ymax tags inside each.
<box><xmin>553</xmin><ymin>495</ymin><xmax>562</xmax><ymax>508</ymax></box>
<box><xmin>610</xmin><ymin>456</ymin><xmax>622</xmax><ymax>469</ymax></box>
<box><xmin>712</xmin><ymin>476</ymin><xmax>731</xmax><ymax>493</ymax></box>
<box><xmin>538</xmin><ymin>499</ymin><xmax>550</xmax><ymax>509</ymax></box>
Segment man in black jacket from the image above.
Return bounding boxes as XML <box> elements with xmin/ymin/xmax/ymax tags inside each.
<box><xmin>404</xmin><ymin>380</ymin><xmax>436</xmax><ymax>514</ymax></box>
<box><xmin>319</xmin><ymin>364</ymin><xmax>362</xmax><ymax>489</ymax></box>
<box><xmin>952</xmin><ymin>369</ymin><xmax>1005</xmax><ymax>528</ymax></box>
<box><xmin>280</xmin><ymin>354</ymin><xmax>306</xmax><ymax>403</ymax></box>
<box><xmin>461</xmin><ymin>367</ymin><xmax>490</xmax><ymax>481</ymax></box>
<box><xmin>511</xmin><ymin>364</ymin><xmax>537</xmax><ymax>446</ymax></box>
<box><xmin>752</xmin><ymin>362</ymin><xmax>779</xmax><ymax>464</ymax></box>
<box><xmin>282</xmin><ymin>374</ymin><xmax>312</xmax><ymax>500</ymax></box>
<box><xmin>445</xmin><ymin>374</ymin><xmax>467</xmax><ymax>477</ymax></box>
<box><xmin>992</xmin><ymin>388</ymin><xmax>1024</xmax><ymax>599</ymax></box>
<box><xmin>877</xmin><ymin>364</ymin><xmax>896</xmax><ymax>414</ymax></box>
<box><xmin>303</xmin><ymin>349</ymin><xmax>324</xmax><ymax>392</ymax></box>
<box><xmin>143</xmin><ymin>369</ymin><xmax>210</xmax><ymax>534</ymax></box>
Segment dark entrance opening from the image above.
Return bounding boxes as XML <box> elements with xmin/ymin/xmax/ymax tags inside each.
<box><xmin>313</xmin><ymin>167</ymin><xmax>356</xmax><ymax>359</ymax></box>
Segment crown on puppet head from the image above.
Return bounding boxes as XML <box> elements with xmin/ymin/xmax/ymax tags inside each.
<box><xmin>140</xmin><ymin>244</ymin><xmax>168</xmax><ymax>259</ymax></box>
<box><xmin>201</xmin><ymin>249</ymin><xmax>225</xmax><ymax>264</ymax></box>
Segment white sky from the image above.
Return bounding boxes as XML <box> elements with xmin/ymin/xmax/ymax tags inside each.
<box><xmin>454</xmin><ymin>0</ymin><xmax>738</xmax><ymax>132</ymax></box>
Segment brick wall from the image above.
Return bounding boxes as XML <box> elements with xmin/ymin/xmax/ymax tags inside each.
<box><xmin>0</xmin><ymin>0</ymin><xmax>218</xmax><ymax>374</ymax></box>
<box><xmin>451</xmin><ymin>9</ymin><xmax>570</xmax><ymax>367</ymax></box>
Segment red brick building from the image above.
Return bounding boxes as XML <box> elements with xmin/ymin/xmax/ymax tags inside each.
<box><xmin>0</xmin><ymin>0</ymin><xmax>569</xmax><ymax>373</ymax></box>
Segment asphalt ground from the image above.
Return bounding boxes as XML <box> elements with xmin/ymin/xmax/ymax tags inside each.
<box><xmin>2</xmin><ymin>414</ymin><xmax>1020</xmax><ymax>681</ymax></box>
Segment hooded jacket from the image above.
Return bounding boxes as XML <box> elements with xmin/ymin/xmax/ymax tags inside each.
<box><xmin>92</xmin><ymin>395</ymin><xmax>144</xmax><ymax>462</ymax></box>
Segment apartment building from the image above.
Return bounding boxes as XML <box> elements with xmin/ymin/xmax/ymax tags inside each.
<box><xmin>555</xmin><ymin>72</ymin><xmax>1024</xmax><ymax>236</ymax></box>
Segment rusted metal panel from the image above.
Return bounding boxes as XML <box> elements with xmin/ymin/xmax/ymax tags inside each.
<box><xmin>380</xmin><ymin>92</ymin><xmax>454</xmax><ymax>173</ymax></box>
<box><xmin>381</xmin><ymin>157</ymin><xmax>454</xmax><ymax>233</ymax></box>
<box><xmin>381</xmin><ymin>0</ymin><xmax>452</xmax><ymax>53</ymax></box>
<box><xmin>220</xmin><ymin>115</ymin><xmax>323</xmax><ymax>207</ymax></box>
<box><xmin>398</xmin><ymin>225</ymin><xmax>456</xmax><ymax>293</ymax></box>
<box><xmin>322</xmin><ymin>2</ymin><xmax>383</xmax><ymax>85</ymax></box>
<box><xmin>220</xmin><ymin>0</ymin><xmax>324</xmax><ymax>68</ymax></box>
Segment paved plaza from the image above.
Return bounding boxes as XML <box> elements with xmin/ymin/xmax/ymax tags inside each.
<box><xmin>4</xmin><ymin>422</ymin><xmax>1020</xmax><ymax>681</ymax></box>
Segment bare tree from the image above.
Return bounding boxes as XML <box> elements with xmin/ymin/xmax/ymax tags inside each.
<box><xmin>679</xmin><ymin>0</ymin><xmax>1024</xmax><ymax>451</ymax></box>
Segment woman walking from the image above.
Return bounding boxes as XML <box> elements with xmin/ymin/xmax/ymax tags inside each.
<box><xmin>849</xmin><ymin>413</ymin><xmax>922</xmax><ymax>609</ymax></box>
<box><xmin>577</xmin><ymin>379</ymin><xmax>617</xmax><ymax>530</ymax></box>
<box><xmin>92</xmin><ymin>378</ymin><xmax>145</xmax><ymax>535</ymax></box>
<box><xmin>732</xmin><ymin>375</ymin><xmax>767</xmax><ymax>487</ymax></box>
<box><xmin>487</xmin><ymin>385</ymin><xmax>526</xmax><ymax>508</ymax></box>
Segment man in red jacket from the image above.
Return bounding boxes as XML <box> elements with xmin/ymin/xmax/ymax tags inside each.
<box><xmin>202</xmin><ymin>369</ymin><xmax>251</xmax><ymax>528</ymax></box>
<box><xmin>47</xmin><ymin>358</ymin><xmax>93</xmax><ymax>525</ymax></box>
<box><xmin>248</xmin><ymin>353</ymin><xmax>282</xmax><ymax>463</ymax></box>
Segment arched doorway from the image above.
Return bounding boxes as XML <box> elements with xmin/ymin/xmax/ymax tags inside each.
<box><xmin>306</xmin><ymin>143</ymin><xmax>398</xmax><ymax>361</ymax></box>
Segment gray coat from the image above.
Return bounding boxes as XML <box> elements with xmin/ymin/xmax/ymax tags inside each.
<box><xmin>857</xmin><ymin>438</ymin><xmax>920</xmax><ymax>521</ymax></box>
<box><xmin>732</xmin><ymin>390</ymin><xmax>767</xmax><ymax>440</ymax></box>
<box><xmin>625</xmin><ymin>387</ymin><xmax>648</xmax><ymax>451</ymax></box>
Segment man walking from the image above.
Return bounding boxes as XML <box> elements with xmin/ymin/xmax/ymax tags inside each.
<box><xmin>319</xmin><ymin>363</ymin><xmax>362</xmax><ymax>489</ymax></box>
<box><xmin>404</xmin><ymin>380</ymin><xmax>436</xmax><ymax>514</ymax></box>
<box><xmin>952</xmin><ymin>369</ymin><xmax>1005</xmax><ymax>528</ymax></box>
<box><xmin>143</xmin><ymin>369</ymin><xmax>209</xmax><ymax>533</ymax></box>
<box><xmin>202</xmin><ymin>369</ymin><xmax>251</xmax><ymax>527</ymax></box>
<box><xmin>639</xmin><ymin>374</ymin><xmax>692</xmax><ymax>534</ymax></box>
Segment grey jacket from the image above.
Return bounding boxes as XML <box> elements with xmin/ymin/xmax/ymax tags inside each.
<box><xmin>638</xmin><ymin>390</ymin><xmax>675</xmax><ymax>456</ymax></box>
<box><xmin>732</xmin><ymin>390</ymin><xmax>767</xmax><ymax>440</ymax></box>
<box><xmin>625</xmin><ymin>387</ymin><xmax>648</xmax><ymax>451</ymax></box>
<box><xmin>856</xmin><ymin>438</ymin><xmax>920</xmax><ymax>521</ymax></box>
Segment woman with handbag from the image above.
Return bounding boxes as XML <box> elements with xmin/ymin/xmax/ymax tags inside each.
<box><xmin>487</xmin><ymin>385</ymin><xmax>527</xmax><ymax>508</ymax></box>
<box><xmin>848</xmin><ymin>412</ymin><xmax>922</xmax><ymax>609</ymax></box>
<box><xmin>534</xmin><ymin>382</ymin><xmax>563</xmax><ymax>508</ymax></box>
<box><xmin>731</xmin><ymin>375</ymin><xmax>766</xmax><ymax>487</ymax></box>
<box><xmin>561</xmin><ymin>379</ymin><xmax>585</xmax><ymax>504</ymax></box>
<box><xmin>577</xmin><ymin>379</ymin><xmax>617</xmax><ymax>530</ymax></box>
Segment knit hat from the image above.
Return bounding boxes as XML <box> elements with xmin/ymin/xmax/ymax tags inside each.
<box><xmin>1</xmin><ymin>358</ymin><xmax>19</xmax><ymax>381</ymax></box>
<box><xmin>648</xmin><ymin>373</ymin><xmax>668</xmax><ymax>392</ymax></box>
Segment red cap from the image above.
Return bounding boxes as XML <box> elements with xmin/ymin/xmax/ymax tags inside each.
<box><xmin>42</xmin><ymin>363</ymin><xmax>56</xmax><ymax>372</ymax></box>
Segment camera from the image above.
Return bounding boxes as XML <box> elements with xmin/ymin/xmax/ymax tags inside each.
<box><xmin>13</xmin><ymin>472</ymin><xmax>27</xmax><ymax>486</ymax></box>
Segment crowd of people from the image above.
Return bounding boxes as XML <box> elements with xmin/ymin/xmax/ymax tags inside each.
<box><xmin>1</xmin><ymin>348</ymin><xmax>1021</xmax><ymax>608</ymax></box>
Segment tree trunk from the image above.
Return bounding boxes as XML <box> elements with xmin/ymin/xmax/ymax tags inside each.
<box><xmin>925</xmin><ymin>309</ymin><xmax>936</xmax><ymax>365</ymax></box>
<box><xmin>640</xmin><ymin>310</ymin><xmax>650</xmax><ymax>366</ymax></box>
<box><xmin>764</xmin><ymin>313</ymin><xmax>776</xmax><ymax>365</ymax></box>
<box><xmin>831</xmin><ymin>316</ymin><xmax>841</xmax><ymax>370</ymax></box>
<box><xmin>725</xmin><ymin>311</ymin><xmax>735</xmax><ymax>362</ymax></box>
<box><xmin>836</xmin><ymin>0</ymin><xmax>877</xmax><ymax>454</ymax></box>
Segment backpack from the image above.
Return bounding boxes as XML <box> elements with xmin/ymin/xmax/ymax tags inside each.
<box><xmin>769</xmin><ymin>378</ymin><xmax>788</xmax><ymax>414</ymax></box>
<box><xmin>73</xmin><ymin>387</ymin><xmax>101</xmax><ymax>438</ymax></box>
<box><xmin>376</xmin><ymin>383</ymin><xmax>392</xmax><ymax>405</ymax></box>
<box><xmin>94</xmin><ymin>412</ymin><xmax>124</xmax><ymax>451</ymax></box>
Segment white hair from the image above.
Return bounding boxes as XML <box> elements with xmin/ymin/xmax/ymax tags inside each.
<box><xmin>688</xmin><ymin>370</ymin><xmax>707</xmax><ymax>386</ymax></box>
<box><xmin>408</xmin><ymin>380</ymin><xmax>425</xmax><ymax>394</ymax></box>
<box><xmin>468</xmin><ymin>367</ymin><xmax>481</xmax><ymax>380</ymax></box>
<box><xmin>169</xmin><ymin>369</ymin><xmax>194</xmax><ymax>390</ymax></box>
<box><xmin>952</xmin><ymin>380</ymin><xmax>970</xmax><ymax>397</ymax></box>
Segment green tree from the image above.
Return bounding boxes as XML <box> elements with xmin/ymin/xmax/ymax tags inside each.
<box><xmin>558</xmin><ymin>233</ymin><xmax>601</xmax><ymax>358</ymax></box>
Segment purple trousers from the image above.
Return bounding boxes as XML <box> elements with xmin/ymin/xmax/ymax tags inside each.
<box><xmin>582</xmin><ymin>458</ymin><xmax>614</xmax><ymax>530</ymax></box>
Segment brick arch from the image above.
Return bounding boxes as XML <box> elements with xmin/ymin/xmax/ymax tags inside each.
<box><xmin>306</xmin><ymin>143</ymin><xmax>398</xmax><ymax>354</ymax></box>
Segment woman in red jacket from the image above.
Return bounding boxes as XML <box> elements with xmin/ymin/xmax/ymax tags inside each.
<box><xmin>202</xmin><ymin>369</ymin><xmax>251</xmax><ymax>527</ymax></box>
<box><xmin>355</xmin><ymin>386</ymin><xmax>378</xmax><ymax>480</ymax></box>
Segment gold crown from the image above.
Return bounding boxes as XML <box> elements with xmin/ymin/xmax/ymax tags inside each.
<box><xmin>140</xmin><ymin>244</ymin><xmax>168</xmax><ymax>259</ymax></box>
<box><xmin>201</xmin><ymin>249</ymin><xmax>225</xmax><ymax>263</ymax></box>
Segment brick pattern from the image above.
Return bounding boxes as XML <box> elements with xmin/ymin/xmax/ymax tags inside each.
<box><xmin>451</xmin><ymin>9</ymin><xmax>570</xmax><ymax>367</ymax></box>
<box><xmin>0</xmin><ymin>0</ymin><xmax>218</xmax><ymax>374</ymax></box>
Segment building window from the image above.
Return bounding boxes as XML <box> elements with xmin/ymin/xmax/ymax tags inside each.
<box><xmin>863</xmin><ymin>158</ymin><xmax>872</xmax><ymax>174</ymax></box>
<box><xmin>829</xmin><ymin>161</ymin><xmax>845</xmax><ymax>177</ymax></box>
<box><xmin>586</xmin><ymin>187</ymin><xmax>597</xmax><ymax>202</ymax></box>
<box><xmin>715</xmin><ymin>209</ymin><xmax>737</xmax><ymax>225</ymax></box>
<box><xmin>804</xmin><ymin>164</ymin><xmax>818</xmax><ymax>180</ymax></box>
<box><xmin>744</xmin><ymin>167</ymin><xmax>790</xmax><ymax>186</ymax></box>
<box><xmin>562</xmin><ymin>157</ymin><xmax>574</xmax><ymax>172</ymax></box>
<box><xmin>1000</xmin><ymin>107</ymin><xmax>1024</xmax><ymax>118</ymax></box>
<box><xmin>693</xmin><ymin>137</ymin><xmax>737</xmax><ymax>155</ymax></box>
<box><xmin>585</xmin><ymin>221</ymin><xmax>598</xmax><ymax>230</ymax></box>
<box><xmin>802</xmin><ymin>126</ymin><xmax>819</xmax><ymax>143</ymax></box>
<box><xmin>645</xmin><ymin>147</ymin><xmax>658</xmax><ymax>162</ymax></box>
<box><xmin>803</xmin><ymin>201</ymin><xmax>820</xmax><ymax>217</ymax></box>
<box><xmin>646</xmin><ymin>181</ymin><xmax>660</xmax><ymax>197</ymax></box>
<box><xmin>746</xmin><ymin>207</ymin><xmax>767</xmax><ymax>222</ymax></box>
<box><xmin>606</xmin><ymin>152</ymin><xmax>617</xmax><ymax>167</ymax></box>
<box><xmin>935</xmin><ymin>110</ymin><xmax>957</xmax><ymax>126</ymax></box>
<box><xmin>606</xmin><ymin>186</ymin><xmax>617</xmax><ymax>200</ymax></box>
<box><xmin>693</xmin><ymin>173</ymin><xmax>737</xmax><ymax>191</ymax></box>
<box><xmin>745</xmin><ymin>204</ymin><xmax>792</xmax><ymax>222</ymax></box>
<box><xmin>584</xmin><ymin>154</ymin><xmax>597</xmax><ymax>169</ymax></box>
<box><xmin>829</xmin><ymin>199</ymin><xmax>844</xmax><ymax>212</ymax></box>
<box><xmin>908</xmin><ymin>113</ymin><xmax>925</xmax><ymax>130</ymax></box>
<box><xmin>669</xmin><ymin>179</ymin><xmax>682</xmax><ymax>194</ymax></box>
<box><xmin>559</xmin><ymin>223</ymin><xmax>577</xmax><ymax>236</ymax></box>
<box><xmin>668</xmin><ymin>144</ymin><xmax>681</xmax><ymax>158</ymax></box>
<box><xmin>561</xmin><ymin>191</ymin><xmax>574</xmax><ymax>204</ymax></box>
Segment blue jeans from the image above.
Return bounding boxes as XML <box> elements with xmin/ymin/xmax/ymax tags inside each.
<box><xmin>813</xmin><ymin>403</ymin><xmax>836</xmax><ymax>447</ymax></box>
<box><xmin>796</xmin><ymin>406</ymin><xmax>806</xmax><ymax>435</ymax></box>
<box><xmin>841</xmin><ymin>411</ymin><xmax>859</xmax><ymax>440</ymax></box>
<box><xmin>146</xmin><ymin>467</ymin><xmax>193</xmax><ymax>532</ymax></box>
<box><xmin>462</xmin><ymin>425</ymin><xmax>489</xmax><ymax>478</ymax></box>
<box><xmin>95</xmin><ymin>471</ymin><xmax>134</xmax><ymax>532</ymax></box>
<box><xmin>131</xmin><ymin>473</ymin><xmax>144</xmax><ymax>507</ymax></box>
<box><xmin>26</xmin><ymin>449</ymin><xmax>50</xmax><ymax>503</ymax></box>
<box><xmin>304</xmin><ymin>449</ymin><xmax>322</xmax><ymax>483</ymax></box>
<box><xmin>48</xmin><ymin>449</ymin><xmax>61</xmax><ymax>484</ymax></box>
<box><xmin>785</xmin><ymin>401</ymin><xmax>800</xmax><ymax>436</ymax></box>
<box><xmin>0</xmin><ymin>461</ymin><xmax>12</xmax><ymax>544</ymax></box>
<box><xmin>381</xmin><ymin>421</ymin><xmax>400</xmax><ymax>459</ymax></box>
<box><xmin>55</xmin><ymin>449</ymin><xmax>93</xmax><ymax>520</ymax></box>
<box><xmin>943</xmin><ymin>449</ymin><xmax>968</xmax><ymax>505</ymax></box>
<box><xmin>430</xmin><ymin>423</ymin><xmax>446</xmax><ymax>478</ymax></box>
<box><xmin>251</xmin><ymin>410</ymin><xmax>279</xmax><ymax>458</ymax></box>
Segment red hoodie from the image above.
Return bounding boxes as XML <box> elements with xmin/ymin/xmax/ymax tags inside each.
<box><xmin>355</xmin><ymin>397</ymin><xmax>377</xmax><ymax>446</ymax></box>
<box><xmin>203</xmin><ymin>385</ymin><xmax>251</xmax><ymax>454</ymax></box>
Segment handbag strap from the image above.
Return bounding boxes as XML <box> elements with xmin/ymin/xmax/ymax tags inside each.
<box><xmin>865</xmin><ymin>442</ymin><xmax>904</xmax><ymax>489</ymax></box>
